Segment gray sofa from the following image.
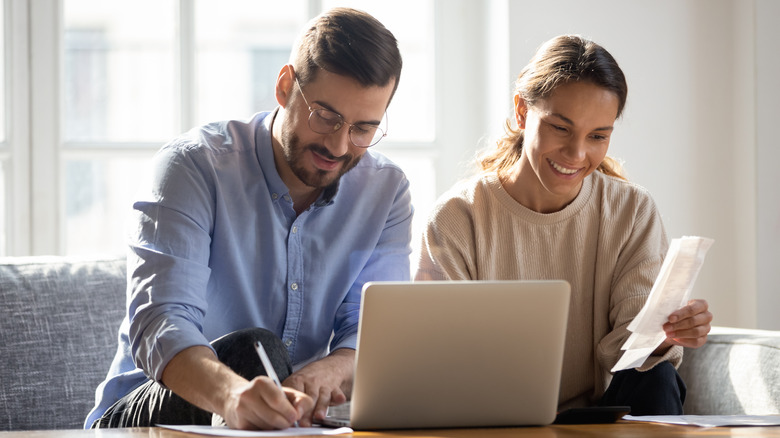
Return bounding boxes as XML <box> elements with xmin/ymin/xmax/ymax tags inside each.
<box><xmin>678</xmin><ymin>326</ymin><xmax>780</xmax><ymax>415</ymax></box>
<box><xmin>1</xmin><ymin>255</ymin><xmax>126</xmax><ymax>431</ymax></box>
<box><xmin>1</xmin><ymin>255</ymin><xmax>778</xmax><ymax>430</ymax></box>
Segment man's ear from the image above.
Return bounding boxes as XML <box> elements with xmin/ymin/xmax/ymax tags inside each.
<box><xmin>514</xmin><ymin>94</ymin><xmax>527</xmax><ymax>129</ymax></box>
<box><xmin>275</xmin><ymin>64</ymin><xmax>295</xmax><ymax>108</ymax></box>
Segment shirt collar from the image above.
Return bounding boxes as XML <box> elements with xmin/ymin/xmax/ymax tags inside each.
<box><xmin>318</xmin><ymin>180</ymin><xmax>339</xmax><ymax>206</ymax></box>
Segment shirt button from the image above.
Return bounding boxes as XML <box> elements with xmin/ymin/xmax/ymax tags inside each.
<box><xmin>284</xmin><ymin>339</ymin><xmax>293</xmax><ymax>347</ymax></box>
<box><xmin>283</xmin><ymin>194</ymin><xmax>291</xmax><ymax>202</ymax></box>
<box><xmin>290</xmin><ymin>282</ymin><xmax>299</xmax><ymax>291</ymax></box>
<box><xmin>292</xmin><ymin>226</ymin><xmax>298</xmax><ymax>234</ymax></box>
<box><xmin>272</xmin><ymin>193</ymin><xmax>279</xmax><ymax>200</ymax></box>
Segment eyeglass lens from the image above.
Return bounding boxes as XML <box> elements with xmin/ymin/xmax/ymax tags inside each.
<box><xmin>309</xmin><ymin>109</ymin><xmax>384</xmax><ymax>147</ymax></box>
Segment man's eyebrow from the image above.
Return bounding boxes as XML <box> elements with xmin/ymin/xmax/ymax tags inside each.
<box><xmin>550</xmin><ymin>112</ymin><xmax>614</xmax><ymax>132</ymax></box>
<box><xmin>312</xmin><ymin>99</ymin><xmax>383</xmax><ymax>126</ymax></box>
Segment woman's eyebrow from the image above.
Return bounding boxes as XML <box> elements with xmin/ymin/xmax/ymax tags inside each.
<box><xmin>550</xmin><ymin>112</ymin><xmax>613</xmax><ymax>132</ymax></box>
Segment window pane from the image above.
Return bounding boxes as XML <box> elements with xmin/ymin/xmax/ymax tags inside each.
<box><xmin>63</xmin><ymin>155</ymin><xmax>152</xmax><ymax>255</ymax></box>
<box><xmin>1</xmin><ymin>0</ymin><xmax>6</xmax><ymax>255</ymax></box>
<box><xmin>0</xmin><ymin>0</ymin><xmax>5</xmax><ymax>144</ymax></box>
<box><xmin>194</xmin><ymin>0</ymin><xmax>308</xmax><ymax>125</ymax></box>
<box><xmin>63</xmin><ymin>0</ymin><xmax>177</xmax><ymax>142</ymax></box>
<box><xmin>321</xmin><ymin>0</ymin><xmax>435</xmax><ymax>143</ymax></box>
<box><xmin>0</xmin><ymin>160</ymin><xmax>6</xmax><ymax>256</ymax></box>
<box><xmin>383</xmin><ymin>153</ymin><xmax>436</xmax><ymax>261</ymax></box>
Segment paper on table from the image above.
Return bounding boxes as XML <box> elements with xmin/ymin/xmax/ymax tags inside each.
<box><xmin>611</xmin><ymin>236</ymin><xmax>714</xmax><ymax>372</ymax></box>
<box><xmin>623</xmin><ymin>415</ymin><xmax>780</xmax><ymax>427</ymax></box>
<box><xmin>157</xmin><ymin>424</ymin><xmax>353</xmax><ymax>437</ymax></box>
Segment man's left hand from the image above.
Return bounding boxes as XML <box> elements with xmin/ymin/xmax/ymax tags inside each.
<box><xmin>282</xmin><ymin>348</ymin><xmax>355</xmax><ymax>423</ymax></box>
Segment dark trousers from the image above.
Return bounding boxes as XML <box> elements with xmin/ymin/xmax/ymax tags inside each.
<box><xmin>92</xmin><ymin>328</ymin><xmax>291</xmax><ymax>428</ymax></box>
<box><xmin>599</xmin><ymin>361</ymin><xmax>686</xmax><ymax>415</ymax></box>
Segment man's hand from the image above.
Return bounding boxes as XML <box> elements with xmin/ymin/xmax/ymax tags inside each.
<box><xmin>282</xmin><ymin>348</ymin><xmax>355</xmax><ymax>423</ymax></box>
<box><xmin>222</xmin><ymin>377</ymin><xmax>314</xmax><ymax>429</ymax></box>
<box><xmin>655</xmin><ymin>299</ymin><xmax>713</xmax><ymax>354</ymax></box>
<box><xmin>162</xmin><ymin>346</ymin><xmax>313</xmax><ymax>430</ymax></box>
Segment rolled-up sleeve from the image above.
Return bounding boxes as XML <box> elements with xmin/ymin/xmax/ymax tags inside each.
<box><xmin>126</xmin><ymin>144</ymin><xmax>216</xmax><ymax>382</ymax></box>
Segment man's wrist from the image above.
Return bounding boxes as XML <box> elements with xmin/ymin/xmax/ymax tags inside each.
<box><xmin>327</xmin><ymin>348</ymin><xmax>356</xmax><ymax>392</ymax></box>
<box><xmin>162</xmin><ymin>345</ymin><xmax>248</xmax><ymax>419</ymax></box>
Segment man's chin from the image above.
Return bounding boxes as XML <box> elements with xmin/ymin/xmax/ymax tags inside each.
<box><xmin>296</xmin><ymin>167</ymin><xmax>343</xmax><ymax>189</ymax></box>
<box><xmin>290</xmin><ymin>151</ymin><xmax>362</xmax><ymax>189</ymax></box>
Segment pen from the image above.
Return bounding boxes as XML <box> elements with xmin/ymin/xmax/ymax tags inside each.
<box><xmin>255</xmin><ymin>341</ymin><xmax>300</xmax><ymax>427</ymax></box>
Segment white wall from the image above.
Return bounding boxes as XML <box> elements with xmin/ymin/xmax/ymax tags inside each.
<box><xmin>433</xmin><ymin>0</ymin><xmax>777</xmax><ymax>329</ymax></box>
<box><xmin>755</xmin><ymin>0</ymin><xmax>780</xmax><ymax>330</ymax></box>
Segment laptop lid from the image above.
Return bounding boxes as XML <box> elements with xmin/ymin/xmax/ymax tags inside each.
<box><xmin>346</xmin><ymin>280</ymin><xmax>570</xmax><ymax>430</ymax></box>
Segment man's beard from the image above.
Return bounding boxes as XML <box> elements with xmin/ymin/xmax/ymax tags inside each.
<box><xmin>281</xmin><ymin>130</ymin><xmax>363</xmax><ymax>189</ymax></box>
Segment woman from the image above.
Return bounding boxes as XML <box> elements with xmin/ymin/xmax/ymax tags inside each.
<box><xmin>415</xmin><ymin>35</ymin><xmax>712</xmax><ymax>415</ymax></box>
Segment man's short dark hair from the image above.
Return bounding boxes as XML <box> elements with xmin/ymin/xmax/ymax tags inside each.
<box><xmin>291</xmin><ymin>7</ymin><xmax>403</xmax><ymax>101</ymax></box>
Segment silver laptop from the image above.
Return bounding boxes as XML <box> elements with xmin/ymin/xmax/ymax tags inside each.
<box><xmin>323</xmin><ymin>280</ymin><xmax>570</xmax><ymax>430</ymax></box>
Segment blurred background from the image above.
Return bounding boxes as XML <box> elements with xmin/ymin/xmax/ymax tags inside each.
<box><xmin>1</xmin><ymin>0</ymin><xmax>777</xmax><ymax>330</ymax></box>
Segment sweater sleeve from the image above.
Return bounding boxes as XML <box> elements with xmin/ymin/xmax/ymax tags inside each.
<box><xmin>595</xmin><ymin>186</ymin><xmax>683</xmax><ymax>374</ymax></box>
<box><xmin>414</xmin><ymin>191</ymin><xmax>477</xmax><ymax>281</ymax></box>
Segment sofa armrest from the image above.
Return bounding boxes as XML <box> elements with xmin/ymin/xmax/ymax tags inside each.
<box><xmin>678</xmin><ymin>326</ymin><xmax>780</xmax><ymax>415</ymax></box>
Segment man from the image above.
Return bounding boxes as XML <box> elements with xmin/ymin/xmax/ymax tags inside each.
<box><xmin>86</xmin><ymin>8</ymin><xmax>410</xmax><ymax>430</ymax></box>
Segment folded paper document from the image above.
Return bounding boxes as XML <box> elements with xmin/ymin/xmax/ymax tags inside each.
<box><xmin>624</xmin><ymin>415</ymin><xmax>780</xmax><ymax>427</ymax></box>
<box><xmin>612</xmin><ymin>236</ymin><xmax>714</xmax><ymax>372</ymax></box>
<box><xmin>158</xmin><ymin>424</ymin><xmax>353</xmax><ymax>437</ymax></box>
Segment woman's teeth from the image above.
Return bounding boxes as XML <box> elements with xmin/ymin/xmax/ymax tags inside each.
<box><xmin>549</xmin><ymin>159</ymin><xmax>578</xmax><ymax>175</ymax></box>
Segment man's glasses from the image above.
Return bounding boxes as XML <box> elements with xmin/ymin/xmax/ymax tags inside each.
<box><xmin>295</xmin><ymin>78</ymin><xmax>387</xmax><ymax>148</ymax></box>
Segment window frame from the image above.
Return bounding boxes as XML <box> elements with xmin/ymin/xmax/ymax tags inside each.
<box><xmin>4</xmin><ymin>0</ymin><xmax>32</xmax><ymax>256</ymax></box>
<box><xmin>7</xmin><ymin>0</ymin><xmax>455</xmax><ymax>256</ymax></box>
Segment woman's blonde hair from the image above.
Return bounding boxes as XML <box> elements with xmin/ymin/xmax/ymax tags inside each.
<box><xmin>480</xmin><ymin>35</ymin><xmax>628</xmax><ymax>180</ymax></box>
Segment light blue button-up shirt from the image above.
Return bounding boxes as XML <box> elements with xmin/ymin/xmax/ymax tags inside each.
<box><xmin>86</xmin><ymin>111</ymin><xmax>413</xmax><ymax>427</ymax></box>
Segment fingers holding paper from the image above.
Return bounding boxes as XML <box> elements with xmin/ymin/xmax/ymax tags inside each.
<box><xmin>662</xmin><ymin>299</ymin><xmax>713</xmax><ymax>348</ymax></box>
<box><xmin>614</xmin><ymin>236</ymin><xmax>715</xmax><ymax>371</ymax></box>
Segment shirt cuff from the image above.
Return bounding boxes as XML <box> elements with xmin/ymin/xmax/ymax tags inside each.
<box><xmin>330</xmin><ymin>332</ymin><xmax>358</xmax><ymax>353</ymax></box>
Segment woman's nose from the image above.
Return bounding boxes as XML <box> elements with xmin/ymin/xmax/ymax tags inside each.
<box><xmin>562</xmin><ymin>137</ymin><xmax>587</xmax><ymax>161</ymax></box>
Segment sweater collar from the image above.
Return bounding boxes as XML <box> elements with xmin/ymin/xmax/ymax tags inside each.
<box><xmin>485</xmin><ymin>171</ymin><xmax>595</xmax><ymax>223</ymax></box>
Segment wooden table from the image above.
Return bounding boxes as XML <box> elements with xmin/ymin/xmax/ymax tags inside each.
<box><xmin>2</xmin><ymin>423</ymin><xmax>780</xmax><ymax>438</ymax></box>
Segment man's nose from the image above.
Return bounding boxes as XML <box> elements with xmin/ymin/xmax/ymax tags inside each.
<box><xmin>324</xmin><ymin>126</ymin><xmax>351</xmax><ymax>157</ymax></box>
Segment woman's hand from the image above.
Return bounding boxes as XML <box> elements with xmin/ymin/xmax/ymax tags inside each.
<box><xmin>659</xmin><ymin>299</ymin><xmax>713</xmax><ymax>350</ymax></box>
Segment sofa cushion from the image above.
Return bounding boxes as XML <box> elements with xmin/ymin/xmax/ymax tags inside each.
<box><xmin>0</xmin><ymin>255</ymin><xmax>126</xmax><ymax>430</ymax></box>
<box><xmin>678</xmin><ymin>326</ymin><xmax>780</xmax><ymax>415</ymax></box>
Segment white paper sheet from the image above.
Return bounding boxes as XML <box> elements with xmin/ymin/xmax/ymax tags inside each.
<box><xmin>612</xmin><ymin>236</ymin><xmax>714</xmax><ymax>372</ymax></box>
<box><xmin>157</xmin><ymin>424</ymin><xmax>353</xmax><ymax>437</ymax></box>
<box><xmin>624</xmin><ymin>415</ymin><xmax>780</xmax><ymax>427</ymax></box>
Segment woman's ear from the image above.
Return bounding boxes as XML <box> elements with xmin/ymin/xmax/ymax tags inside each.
<box><xmin>514</xmin><ymin>94</ymin><xmax>527</xmax><ymax>129</ymax></box>
<box><xmin>275</xmin><ymin>64</ymin><xmax>295</xmax><ymax>108</ymax></box>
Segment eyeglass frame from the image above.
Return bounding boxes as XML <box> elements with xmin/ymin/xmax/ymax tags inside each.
<box><xmin>294</xmin><ymin>78</ymin><xmax>388</xmax><ymax>148</ymax></box>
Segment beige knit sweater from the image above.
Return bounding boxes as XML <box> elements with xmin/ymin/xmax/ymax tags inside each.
<box><xmin>414</xmin><ymin>171</ymin><xmax>683</xmax><ymax>409</ymax></box>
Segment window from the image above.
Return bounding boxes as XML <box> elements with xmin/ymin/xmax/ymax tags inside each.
<box><xmin>61</xmin><ymin>0</ymin><xmax>179</xmax><ymax>253</ymax></box>
<box><xmin>0</xmin><ymin>0</ymin><xmax>6</xmax><ymax>255</ymax></box>
<box><xmin>0</xmin><ymin>0</ymin><xmax>437</xmax><ymax>256</ymax></box>
<box><xmin>0</xmin><ymin>2</ymin><xmax>5</xmax><ymax>145</ymax></box>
